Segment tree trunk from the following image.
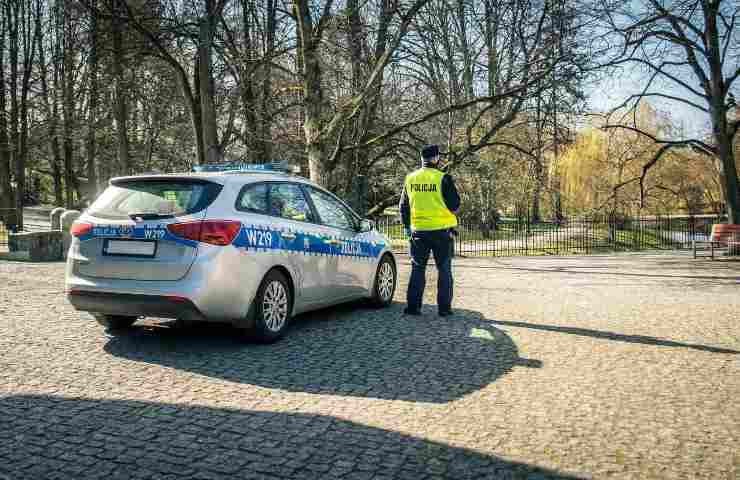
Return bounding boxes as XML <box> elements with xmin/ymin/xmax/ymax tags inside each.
<box><xmin>482</xmin><ymin>0</ymin><xmax>500</xmax><ymax>220</ymax></box>
<box><xmin>713</xmin><ymin>113</ymin><xmax>740</xmax><ymax>223</ymax></box>
<box><xmin>112</xmin><ymin>0</ymin><xmax>130</xmax><ymax>174</ymax></box>
<box><xmin>239</xmin><ymin>0</ymin><xmax>260</xmax><ymax>162</ymax></box>
<box><xmin>456</xmin><ymin>0</ymin><xmax>473</xmax><ymax>100</ymax></box>
<box><xmin>177</xmin><ymin>56</ymin><xmax>204</xmax><ymax>166</ymax></box>
<box><xmin>484</xmin><ymin>0</ymin><xmax>497</xmax><ymax>100</ymax></box>
<box><xmin>86</xmin><ymin>0</ymin><xmax>99</xmax><ymax>196</ymax></box>
<box><xmin>259</xmin><ymin>0</ymin><xmax>276</xmax><ymax>161</ymax></box>
<box><xmin>19</xmin><ymin>0</ymin><xmax>36</xmax><ymax>209</ymax></box>
<box><xmin>307</xmin><ymin>135</ymin><xmax>327</xmax><ymax>185</ymax></box>
<box><xmin>294</xmin><ymin>0</ymin><xmax>326</xmax><ymax>184</ymax></box>
<box><xmin>34</xmin><ymin>0</ymin><xmax>62</xmax><ymax>206</ymax></box>
<box><xmin>199</xmin><ymin>1</ymin><xmax>220</xmax><ymax>163</ymax></box>
<box><xmin>551</xmin><ymin>86</ymin><xmax>562</xmax><ymax>221</ymax></box>
<box><xmin>47</xmin><ymin>12</ymin><xmax>65</xmax><ymax>207</ymax></box>
<box><xmin>145</xmin><ymin>114</ymin><xmax>158</xmax><ymax>169</ymax></box>
<box><xmin>347</xmin><ymin>0</ymin><xmax>362</xmax><ymax>94</ymax></box>
<box><xmin>531</xmin><ymin>95</ymin><xmax>543</xmax><ymax>223</ymax></box>
<box><xmin>345</xmin><ymin>0</ymin><xmax>365</xmax><ymax>182</ymax></box>
<box><xmin>0</xmin><ymin>11</ymin><xmax>12</xmax><ymax>213</ymax></box>
<box><xmin>61</xmin><ymin>0</ymin><xmax>77</xmax><ymax>207</ymax></box>
<box><xmin>704</xmin><ymin>5</ymin><xmax>740</xmax><ymax>224</ymax></box>
<box><xmin>8</xmin><ymin>1</ymin><xmax>21</xmax><ymax>228</ymax></box>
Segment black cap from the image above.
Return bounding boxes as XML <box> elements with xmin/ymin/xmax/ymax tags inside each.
<box><xmin>421</xmin><ymin>144</ymin><xmax>439</xmax><ymax>160</ymax></box>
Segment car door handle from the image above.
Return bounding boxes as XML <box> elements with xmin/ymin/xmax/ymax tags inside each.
<box><xmin>282</xmin><ymin>233</ymin><xmax>296</xmax><ymax>240</ymax></box>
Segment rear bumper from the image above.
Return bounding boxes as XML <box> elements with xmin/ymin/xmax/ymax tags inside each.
<box><xmin>65</xmin><ymin>242</ymin><xmax>265</xmax><ymax>323</ymax></box>
<box><xmin>67</xmin><ymin>290</ymin><xmax>207</xmax><ymax>322</ymax></box>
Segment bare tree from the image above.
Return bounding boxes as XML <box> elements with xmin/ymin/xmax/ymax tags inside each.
<box><xmin>361</xmin><ymin>0</ymin><xmax>592</xmax><ymax>215</ymax></box>
<box><xmin>6</xmin><ymin>1</ymin><xmax>20</xmax><ymax>224</ymax></box>
<box><xmin>293</xmin><ymin>0</ymin><xmax>431</xmax><ymax>185</ymax></box>
<box><xmin>92</xmin><ymin>0</ymin><xmax>230</xmax><ymax>165</ymax></box>
<box><xmin>60</xmin><ymin>0</ymin><xmax>79</xmax><ymax>206</ymax></box>
<box><xmin>36</xmin><ymin>1</ymin><xmax>65</xmax><ymax>206</ymax></box>
<box><xmin>111</xmin><ymin>0</ymin><xmax>131</xmax><ymax>173</ymax></box>
<box><xmin>86</xmin><ymin>0</ymin><xmax>99</xmax><ymax>194</ymax></box>
<box><xmin>4</xmin><ymin>0</ymin><xmax>38</xmax><ymax>227</ymax></box>
<box><xmin>0</xmin><ymin>12</ymin><xmax>11</xmax><ymax>214</ymax></box>
<box><xmin>219</xmin><ymin>0</ymin><xmax>284</xmax><ymax>163</ymax></box>
<box><xmin>599</xmin><ymin>0</ymin><xmax>740</xmax><ymax>223</ymax></box>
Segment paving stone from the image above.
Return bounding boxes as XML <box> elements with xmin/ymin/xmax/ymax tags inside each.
<box><xmin>0</xmin><ymin>254</ymin><xmax>738</xmax><ymax>479</ymax></box>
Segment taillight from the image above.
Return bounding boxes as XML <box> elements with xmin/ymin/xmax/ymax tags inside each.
<box><xmin>165</xmin><ymin>295</ymin><xmax>190</xmax><ymax>303</ymax></box>
<box><xmin>167</xmin><ymin>220</ymin><xmax>241</xmax><ymax>246</ymax></box>
<box><xmin>70</xmin><ymin>222</ymin><xmax>93</xmax><ymax>237</ymax></box>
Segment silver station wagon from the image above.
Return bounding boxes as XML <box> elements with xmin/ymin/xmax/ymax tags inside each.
<box><xmin>65</xmin><ymin>163</ymin><xmax>397</xmax><ymax>342</ymax></box>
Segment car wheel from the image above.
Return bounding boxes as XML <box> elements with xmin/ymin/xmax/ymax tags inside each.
<box><xmin>370</xmin><ymin>254</ymin><xmax>396</xmax><ymax>307</ymax></box>
<box><xmin>94</xmin><ymin>314</ymin><xmax>137</xmax><ymax>331</ymax></box>
<box><xmin>249</xmin><ymin>269</ymin><xmax>292</xmax><ymax>343</ymax></box>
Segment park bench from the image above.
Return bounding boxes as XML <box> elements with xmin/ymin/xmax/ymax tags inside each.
<box><xmin>693</xmin><ymin>223</ymin><xmax>740</xmax><ymax>259</ymax></box>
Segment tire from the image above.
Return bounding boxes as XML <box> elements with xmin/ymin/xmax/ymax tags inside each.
<box><xmin>247</xmin><ymin>269</ymin><xmax>293</xmax><ymax>343</ymax></box>
<box><xmin>94</xmin><ymin>314</ymin><xmax>137</xmax><ymax>331</ymax></box>
<box><xmin>370</xmin><ymin>254</ymin><xmax>396</xmax><ymax>307</ymax></box>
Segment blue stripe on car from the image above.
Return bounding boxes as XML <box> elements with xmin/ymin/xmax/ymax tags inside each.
<box><xmin>77</xmin><ymin>224</ymin><xmax>198</xmax><ymax>248</ymax></box>
<box><xmin>79</xmin><ymin>224</ymin><xmax>384</xmax><ymax>258</ymax></box>
<box><xmin>233</xmin><ymin>226</ymin><xmax>384</xmax><ymax>258</ymax></box>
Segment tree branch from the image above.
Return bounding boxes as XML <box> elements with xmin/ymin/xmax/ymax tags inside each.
<box><xmin>319</xmin><ymin>0</ymin><xmax>431</xmax><ymax>141</ymax></box>
<box><xmin>347</xmin><ymin>81</ymin><xmax>537</xmax><ymax>150</ymax></box>
<box><xmin>600</xmin><ymin>122</ymin><xmax>720</xmax><ymax>208</ymax></box>
<box><xmin>367</xmin><ymin>194</ymin><xmax>400</xmax><ymax>217</ymax></box>
<box><xmin>612</xmin><ymin>92</ymin><xmax>708</xmax><ymax>114</ymax></box>
<box><xmin>601</xmin><ymin>124</ymin><xmax>717</xmax><ymax>156</ymax></box>
<box><xmin>604</xmin><ymin>57</ymin><xmax>708</xmax><ymax>99</ymax></box>
<box><xmin>471</xmin><ymin>141</ymin><xmax>537</xmax><ymax>158</ymax></box>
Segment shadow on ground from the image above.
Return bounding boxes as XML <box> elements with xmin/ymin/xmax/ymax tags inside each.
<box><xmin>104</xmin><ymin>303</ymin><xmax>541</xmax><ymax>403</ymax></box>
<box><xmin>0</xmin><ymin>395</ymin><xmax>584</xmax><ymax>480</ymax></box>
<box><xmin>493</xmin><ymin>320</ymin><xmax>739</xmax><ymax>354</ymax></box>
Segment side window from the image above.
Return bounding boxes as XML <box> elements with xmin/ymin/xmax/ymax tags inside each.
<box><xmin>268</xmin><ymin>183</ymin><xmax>314</xmax><ymax>222</ymax></box>
<box><xmin>307</xmin><ymin>187</ymin><xmax>356</xmax><ymax>231</ymax></box>
<box><xmin>236</xmin><ymin>183</ymin><xmax>268</xmax><ymax>214</ymax></box>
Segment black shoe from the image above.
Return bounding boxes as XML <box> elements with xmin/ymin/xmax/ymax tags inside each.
<box><xmin>403</xmin><ymin>307</ymin><xmax>422</xmax><ymax>316</ymax></box>
<box><xmin>438</xmin><ymin>310</ymin><xmax>453</xmax><ymax>317</ymax></box>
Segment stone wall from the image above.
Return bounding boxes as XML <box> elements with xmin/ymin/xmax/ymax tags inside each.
<box><xmin>8</xmin><ymin>231</ymin><xmax>64</xmax><ymax>261</ymax></box>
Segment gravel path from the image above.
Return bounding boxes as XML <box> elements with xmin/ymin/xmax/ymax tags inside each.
<box><xmin>1</xmin><ymin>253</ymin><xmax>738</xmax><ymax>479</ymax></box>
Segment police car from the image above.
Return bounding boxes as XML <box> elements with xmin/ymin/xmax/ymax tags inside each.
<box><xmin>65</xmin><ymin>163</ymin><xmax>397</xmax><ymax>342</ymax></box>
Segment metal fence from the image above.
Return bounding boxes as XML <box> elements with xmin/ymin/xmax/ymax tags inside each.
<box><xmin>0</xmin><ymin>208</ymin><xmax>729</xmax><ymax>257</ymax></box>
<box><xmin>376</xmin><ymin>215</ymin><xmax>729</xmax><ymax>257</ymax></box>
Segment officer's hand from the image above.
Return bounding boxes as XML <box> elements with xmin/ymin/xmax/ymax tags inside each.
<box><xmin>404</xmin><ymin>227</ymin><xmax>412</xmax><ymax>238</ymax></box>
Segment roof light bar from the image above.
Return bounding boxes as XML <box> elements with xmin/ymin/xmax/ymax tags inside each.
<box><xmin>192</xmin><ymin>161</ymin><xmax>294</xmax><ymax>173</ymax></box>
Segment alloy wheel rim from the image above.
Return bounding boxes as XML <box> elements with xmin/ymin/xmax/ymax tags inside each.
<box><xmin>262</xmin><ymin>281</ymin><xmax>288</xmax><ymax>332</ymax></box>
<box><xmin>378</xmin><ymin>262</ymin><xmax>394</xmax><ymax>301</ymax></box>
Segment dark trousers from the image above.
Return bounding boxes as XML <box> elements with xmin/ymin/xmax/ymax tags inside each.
<box><xmin>407</xmin><ymin>229</ymin><xmax>453</xmax><ymax>313</ymax></box>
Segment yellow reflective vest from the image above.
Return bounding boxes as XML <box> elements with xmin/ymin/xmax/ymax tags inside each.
<box><xmin>404</xmin><ymin>168</ymin><xmax>458</xmax><ymax>231</ymax></box>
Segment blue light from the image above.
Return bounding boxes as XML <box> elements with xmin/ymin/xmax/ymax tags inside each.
<box><xmin>192</xmin><ymin>161</ymin><xmax>289</xmax><ymax>173</ymax></box>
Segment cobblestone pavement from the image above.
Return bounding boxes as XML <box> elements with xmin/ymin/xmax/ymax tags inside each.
<box><xmin>1</xmin><ymin>253</ymin><xmax>739</xmax><ymax>479</ymax></box>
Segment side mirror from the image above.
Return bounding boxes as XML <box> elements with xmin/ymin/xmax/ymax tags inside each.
<box><xmin>359</xmin><ymin>219</ymin><xmax>375</xmax><ymax>233</ymax></box>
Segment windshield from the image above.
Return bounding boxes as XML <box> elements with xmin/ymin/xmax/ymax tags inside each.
<box><xmin>87</xmin><ymin>180</ymin><xmax>222</xmax><ymax>220</ymax></box>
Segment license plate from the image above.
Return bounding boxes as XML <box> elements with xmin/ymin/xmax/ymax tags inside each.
<box><xmin>104</xmin><ymin>240</ymin><xmax>157</xmax><ymax>257</ymax></box>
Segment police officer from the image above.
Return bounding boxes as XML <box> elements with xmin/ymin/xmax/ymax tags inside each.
<box><xmin>399</xmin><ymin>144</ymin><xmax>460</xmax><ymax>317</ymax></box>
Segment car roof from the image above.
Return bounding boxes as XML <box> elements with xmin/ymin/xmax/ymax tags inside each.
<box><xmin>110</xmin><ymin>171</ymin><xmax>319</xmax><ymax>188</ymax></box>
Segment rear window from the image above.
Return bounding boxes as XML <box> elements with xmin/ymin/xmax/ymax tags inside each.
<box><xmin>88</xmin><ymin>180</ymin><xmax>222</xmax><ymax>220</ymax></box>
